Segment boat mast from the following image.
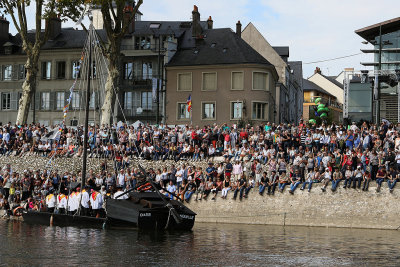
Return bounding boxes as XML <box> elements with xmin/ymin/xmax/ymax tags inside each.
<box><xmin>81</xmin><ymin>23</ymin><xmax>93</xmax><ymax>188</ymax></box>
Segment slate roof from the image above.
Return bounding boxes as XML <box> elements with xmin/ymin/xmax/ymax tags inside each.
<box><xmin>272</xmin><ymin>46</ymin><xmax>289</xmax><ymax>57</ymax></box>
<box><xmin>133</xmin><ymin>21</ymin><xmax>207</xmax><ymax>37</ymax></box>
<box><xmin>303</xmin><ymin>78</ymin><xmax>334</xmax><ymax>97</ymax></box>
<box><xmin>167</xmin><ymin>28</ymin><xmax>274</xmax><ymax>67</ymax></box>
<box><xmin>0</xmin><ymin>20</ymin><xmax>207</xmax><ymax>55</ymax></box>
<box><xmin>0</xmin><ymin>28</ymin><xmax>107</xmax><ymax>55</ymax></box>
<box><xmin>321</xmin><ymin>74</ymin><xmax>343</xmax><ymax>88</ymax></box>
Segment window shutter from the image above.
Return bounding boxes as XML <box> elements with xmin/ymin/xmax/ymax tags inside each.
<box><xmin>12</xmin><ymin>65</ymin><xmax>18</xmax><ymax>80</ymax></box>
<box><xmin>132</xmin><ymin>91</ymin><xmax>138</xmax><ymax>108</ymax></box>
<box><xmin>35</xmin><ymin>92</ymin><xmax>40</xmax><ymax>110</ymax></box>
<box><xmin>134</xmin><ymin>62</ymin><xmax>141</xmax><ymax>80</ymax></box>
<box><xmin>10</xmin><ymin>92</ymin><xmax>18</xmax><ymax>110</ymax></box>
<box><xmin>49</xmin><ymin>91</ymin><xmax>55</xmax><ymax>110</ymax></box>
<box><xmin>81</xmin><ymin>90</ymin><xmax>86</xmax><ymax>109</ymax></box>
<box><xmin>19</xmin><ymin>64</ymin><xmax>25</xmax><ymax>80</ymax></box>
<box><xmin>0</xmin><ymin>65</ymin><xmax>4</xmax><ymax>81</ymax></box>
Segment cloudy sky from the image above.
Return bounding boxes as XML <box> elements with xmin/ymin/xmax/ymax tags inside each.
<box><xmin>4</xmin><ymin>0</ymin><xmax>400</xmax><ymax>77</ymax></box>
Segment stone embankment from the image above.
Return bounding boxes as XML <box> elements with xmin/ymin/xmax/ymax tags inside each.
<box><xmin>2</xmin><ymin>156</ymin><xmax>399</xmax><ymax>230</ymax></box>
<box><xmin>187</xmin><ymin>185</ymin><xmax>400</xmax><ymax>230</ymax></box>
<box><xmin>0</xmin><ymin>155</ymin><xmax>211</xmax><ymax>174</ymax></box>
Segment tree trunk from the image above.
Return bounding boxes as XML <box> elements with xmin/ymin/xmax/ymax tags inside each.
<box><xmin>16</xmin><ymin>57</ymin><xmax>38</xmax><ymax>125</ymax></box>
<box><xmin>100</xmin><ymin>54</ymin><xmax>120</xmax><ymax>126</ymax></box>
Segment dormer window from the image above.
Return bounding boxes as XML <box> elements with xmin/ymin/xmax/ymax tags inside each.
<box><xmin>3</xmin><ymin>42</ymin><xmax>14</xmax><ymax>55</ymax></box>
<box><xmin>4</xmin><ymin>47</ymin><xmax>11</xmax><ymax>55</ymax></box>
<box><xmin>149</xmin><ymin>23</ymin><xmax>161</xmax><ymax>29</ymax></box>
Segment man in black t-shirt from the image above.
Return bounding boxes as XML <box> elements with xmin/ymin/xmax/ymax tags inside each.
<box><xmin>233</xmin><ymin>176</ymin><xmax>246</xmax><ymax>200</ymax></box>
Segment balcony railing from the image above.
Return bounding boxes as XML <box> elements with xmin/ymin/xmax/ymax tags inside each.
<box><xmin>121</xmin><ymin>44</ymin><xmax>168</xmax><ymax>52</ymax></box>
<box><xmin>119</xmin><ymin>106</ymin><xmax>158</xmax><ymax>118</ymax></box>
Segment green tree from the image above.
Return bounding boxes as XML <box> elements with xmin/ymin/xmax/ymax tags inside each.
<box><xmin>0</xmin><ymin>0</ymin><xmax>84</xmax><ymax>125</ymax></box>
<box><xmin>90</xmin><ymin>0</ymin><xmax>143</xmax><ymax>126</ymax></box>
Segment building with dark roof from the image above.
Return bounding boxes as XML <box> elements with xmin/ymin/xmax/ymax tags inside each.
<box><xmin>0</xmin><ymin>16</ymin><xmax>106</xmax><ymax>126</ymax></box>
<box><xmin>165</xmin><ymin>6</ymin><xmax>279</xmax><ymax>126</ymax></box>
<box><xmin>0</xmin><ymin>10</ymin><xmax>194</xmax><ymax>125</ymax></box>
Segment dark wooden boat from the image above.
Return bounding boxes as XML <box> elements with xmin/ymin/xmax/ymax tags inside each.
<box><xmin>106</xmin><ymin>192</ymin><xmax>196</xmax><ymax>231</ymax></box>
<box><xmin>22</xmin><ymin>191</ymin><xmax>196</xmax><ymax>231</ymax></box>
<box><xmin>22</xmin><ymin>211</ymin><xmax>106</xmax><ymax>228</ymax></box>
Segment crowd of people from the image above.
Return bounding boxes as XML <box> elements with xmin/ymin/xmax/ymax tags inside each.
<box><xmin>1</xmin><ymin>119</ymin><xmax>400</xmax><ymax>216</ymax></box>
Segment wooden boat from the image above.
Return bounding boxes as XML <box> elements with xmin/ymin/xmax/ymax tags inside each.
<box><xmin>106</xmin><ymin>192</ymin><xmax>196</xmax><ymax>231</ymax></box>
<box><xmin>22</xmin><ymin>191</ymin><xmax>196</xmax><ymax>230</ymax></box>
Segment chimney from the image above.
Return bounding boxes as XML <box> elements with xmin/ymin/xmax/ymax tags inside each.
<box><xmin>0</xmin><ymin>15</ymin><xmax>10</xmax><ymax>42</ymax></box>
<box><xmin>207</xmin><ymin>16</ymin><xmax>213</xmax><ymax>29</ymax></box>
<box><xmin>314</xmin><ymin>67</ymin><xmax>321</xmax><ymax>74</ymax></box>
<box><xmin>47</xmin><ymin>15</ymin><xmax>61</xmax><ymax>40</ymax></box>
<box><xmin>123</xmin><ymin>4</ymin><xmax>135</xmax><ymax>34</ymax></box>
<box><xmin>236</xmin><ymin>21</ymin><xmax>242</xmax><ymax>38</ymax></box>
<box><xmin>192</xmin><ymin>5</ymin><xmax>202</xmax><ymax>37</ymax></box>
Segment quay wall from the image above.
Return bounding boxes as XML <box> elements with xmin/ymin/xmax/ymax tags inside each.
<box><xmin>187</xmin><ymin>184</ymin><xmax>400</xmax><ymax>230</ymax></box>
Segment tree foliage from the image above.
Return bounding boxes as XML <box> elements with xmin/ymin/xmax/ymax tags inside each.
<box><xmin>0</xmin><ymin>0</ymin><xmax>85</xmax><ymax>125</ymax></box>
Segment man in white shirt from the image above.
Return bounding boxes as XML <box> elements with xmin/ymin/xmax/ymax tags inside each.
<box><xmin>80</xmin><ymin>187</ymin><xmax>90</xmax><ymax>216</ymax></box>
<box><xmin>57</xmin><ymin>193</ymin><xmax>68</xmax><ymax>214</ymax></box>
<box><xmin>117</xmin><ymin>169</ymin><xmax>126</xmax><ymax>188</ymax></box>
<box><xmin>166</xmin><ymin>181</ymin><xmax>177</xmax><ymax>200</ymax></box>
<box><xmin>68</xmin><ymin>191</ymin><xmax>76</xmax><ymax>215</ymax></box>
<box><xmin>46</xmin><ymin>191</ymin><xmax>56</xmax><ymax>213</ymax></box>
<box><xmin>90</xmin><ymin>190</ymin><xmax>103</xmax><ymax>217</ymax></box>
<box><xmin>113</xmin><ymin>187</ymin><xmax>129</xmax><ymax>199</ymax></box>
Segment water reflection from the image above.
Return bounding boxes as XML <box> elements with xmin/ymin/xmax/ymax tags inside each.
<box><xmin>1</xmin><ymin>220</ymin><xmax>400</xmax><ymax>266</ymax></box>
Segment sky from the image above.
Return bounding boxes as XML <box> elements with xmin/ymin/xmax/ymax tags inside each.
<box><xmin>3</xmin><ymin>0</ymin><xmax>400</xmax><ymax>78</ymax></box>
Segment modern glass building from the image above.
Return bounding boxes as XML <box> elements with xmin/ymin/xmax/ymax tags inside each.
<box><xmin>345</xmin><ymin>17</ymin><xmax>400</xmax><ymax>123</ymax></box>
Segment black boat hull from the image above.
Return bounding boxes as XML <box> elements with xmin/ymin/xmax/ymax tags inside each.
<box><xmin>106</xmin><ymin>192</ymin><xmax>196</xmax><ymax>231</ymax></box>
<box><xmin>22</xmin><ymin>211</ymin><xmax>106</xmax><ymax>228</ymax></box>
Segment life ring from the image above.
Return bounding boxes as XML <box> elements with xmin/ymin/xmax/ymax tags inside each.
<box><xmin>141</xmin><ymin>186</ymin><xmax>152</xmax><ymax>191</ymax></box>
<box><xmin>12</xmin><ymin>207</ymin><xmax>24</xmax><ymax>217</ymax></box>
<box><xmin>137</xmin><ymin>183</ymin><xmax>152</xmax><ymax>191</ymax></box>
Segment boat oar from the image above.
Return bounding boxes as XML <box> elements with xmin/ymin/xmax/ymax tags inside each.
<box><xmin>138</xmin><ymin>165</ymin><xmax>182</xmax><ymax>225</ymax></box>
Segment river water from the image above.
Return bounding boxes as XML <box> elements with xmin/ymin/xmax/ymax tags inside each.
<box><xmin>1</xmin><ymin>220</ymin><xmax>400</xmax><ymax>266</ymax></box>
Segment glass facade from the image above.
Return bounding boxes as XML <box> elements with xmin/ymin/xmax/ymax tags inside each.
<box><xmin>373</xmin><ymin>29</ymin><xmax>400</xmax><ymax>71</ymax></box>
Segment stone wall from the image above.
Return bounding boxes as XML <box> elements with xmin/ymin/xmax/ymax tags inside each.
<box><xmin>187</xmin><ymin>184</ymin><xmax>400</xmax><ymax>230</ymax></box>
